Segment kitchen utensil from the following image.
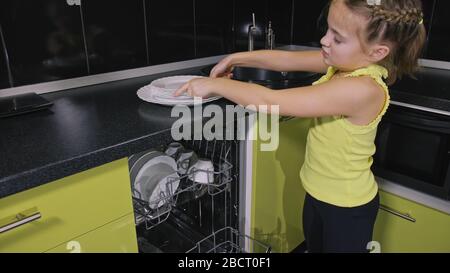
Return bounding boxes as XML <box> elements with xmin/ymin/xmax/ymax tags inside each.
<box><xmin>176</xmin><ymin>149</ymin><xmax>197</xmax><ymax>175</ymax></box>
<box><xmin>188</xmin><ymin>158</ymin><xmax>215</xmax><ymax>184</ymax></box>
<box><xmin>164</xmin><ymin>142</ymin><xmax>184</xmax><ymax>159</ymax></box>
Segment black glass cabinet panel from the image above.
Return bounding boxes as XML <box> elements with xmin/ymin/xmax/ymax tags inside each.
<box><xmin>268</xmin><ymin>0</ymin><xmax>293</xmax><ymax>46</ymax></box>
<box><xmin>195</xmin><ymin>0</ymin><xmax>234</xmax><ymax>58</ymax></box>
<box><xmin>234</xmin><ymin>0</ymin><xmax>269</xmax><ymax>52</ymax></box>
<box><xmin>292</xmin><ymin>0</ymin><xmax>329</xmax><ymax>48</ymax></box>
<box><xmin>81</xmin><ymin>0</ymin><xmax>148</xmax><ymax>74</ymax></box>
<box><xmin>0</xmin><ymin>0</ymin><xmax>88</xmax><ymax>86</ymax></box>
<box><xmin>419</xmin><ymin>0</ymin><xmax>435</xmax><ymax>58</ymax></box>
<box><xmin>0</xmin><ymin>28</ymin><xmax>10</xmax><ymax>89</ymax></box>
<box><xmin>426</xmin><ymin>0</ymin><xmax>450</xmax><ymax>61</ymax></box>
<box><xmin>145</xmin><ymin>0</ymin><xmax>195</xmax><ymax>65</ymax></box>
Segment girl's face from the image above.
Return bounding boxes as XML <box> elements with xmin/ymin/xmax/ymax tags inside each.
<box><xmin>320</xmin><ymin>0</ymin><xmax>374</xmax><ymax>72</ymax></box>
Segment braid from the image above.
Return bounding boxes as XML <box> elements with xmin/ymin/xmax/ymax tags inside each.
<box><xmin>342</xmin><ymin>0</ymin><xmax>427</xmax><ymax>85</ymax></box>
<box><xmin>370</xmin><ymin>5</ymin><xmax>423</xmax><ymax>25</ymax></box>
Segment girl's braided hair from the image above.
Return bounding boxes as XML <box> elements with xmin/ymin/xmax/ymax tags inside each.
<box><xmin>343</xmin><ymin>0</ymin><xmax>426</xmax><ymax>85</ymax></box>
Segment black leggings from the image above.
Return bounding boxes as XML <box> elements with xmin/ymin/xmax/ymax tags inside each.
<box><xmin>302</xmin><ymin>192</ymin><xmax>379</xmax><ymax>253</ymax></box>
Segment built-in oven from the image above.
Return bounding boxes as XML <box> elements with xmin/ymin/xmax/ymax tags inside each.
<box><xmin>372</xmin><ymin>103</ymin><xmax>450</xmax><ymax>200</ymax></box>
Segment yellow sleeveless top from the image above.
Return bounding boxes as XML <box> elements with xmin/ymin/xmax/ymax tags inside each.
<box><xmin>299</xmin><ymin>64</ymin><xmax>390</xmax><ymax>207</ymax></box>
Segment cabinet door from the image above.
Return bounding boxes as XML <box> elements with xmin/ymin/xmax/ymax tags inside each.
<box><xmin>45</xmin><ymin>213</ymin><xmax>138</xmax><ymax>253</ymax></box>
<box><xmin>0</xmin><ymin>158</ymin><xmax>134</xmax><ymax>253</ymax></box>
<box><xmin>373</xmin><ymin>190</ymin><xmax>450</xmax><ymax>253</ymax></box>
<box><xmin>251</xmin><ymin>117</ymin><xmax>311</xmax><ymax>252</ymax></box>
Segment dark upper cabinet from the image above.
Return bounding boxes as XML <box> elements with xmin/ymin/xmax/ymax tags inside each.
<box><xmin>195</xmin><ymin>0</ymin><xmax>234</xmax><ymax>58</ymax></box>
<box><xmin>145</xmin><ymin>0</ymin><xmax>195</xmax><ymax>65</ymax></box>
<box><xmin>81</xmin><ymin>0</ymin><xmax>148</xmax><ymax>74</ymax></box>
<box><xmin>234</xmin><ymin>0</ymin><xmax>269</xmax><ymax>52</ymax></box>
<box><xmin>0</xmin><ymin>29</ymin><xmax>10</xmax><ymax>89</ymax></box>
<box><xmin>268</xmin><ymin>0</ymin><xmax>293</xmax><ymax>46</ymax></box>
<box><xmin>292</xmin><ymin>0</ymin><xmax>329</xmax><ymax>48</ymax></box>
<box><xmin>0</xmin><ymin>0</ymin><xmax>87</xmax><ymax>87</ymax></box>
<box><xmin>426</xmin><ymin>0</ymin><xmax>450</xmax><ymax>61</ymax></box>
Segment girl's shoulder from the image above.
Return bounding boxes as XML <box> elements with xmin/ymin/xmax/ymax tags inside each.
<box><xmin>314</xmin><ymin>65</ymin><xmax>388</xmax><ymax>84</ymax></box>
<box><xmin>331</xmin><ymin>75</ymin><xmax>387</xmax><ymax>105</ymax></box>
<box><xmin>314</xmin><ymin>64</ymin><xmax>389</xmax><ymax>97</ymax></box>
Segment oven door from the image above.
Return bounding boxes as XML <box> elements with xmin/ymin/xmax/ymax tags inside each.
<box><xmin>372</xmin><ymin>105</ymin><xmax>450</xmax><ymax>200</ymax></box>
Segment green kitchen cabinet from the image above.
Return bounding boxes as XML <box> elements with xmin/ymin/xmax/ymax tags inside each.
<box><xmin>0</xmin><ymin>158</ymin><xmax>138</xmax><ymax>253</ymax></box>
<box><xmin>251</xmin><ymin>116</ymin><xmax>312</xmax><ymax>252</ymax></box>
<box><xmin>45</xmin><ymin>213</ymin><xmax>137</xmax><ymax>253</ymax></box>
<box><xmin>250</xmin><ymin>115</ymin><xmax>450</xmax><ymax>253</ymax></box>
<box><xmin>373</xmin><ymin>190</ymin><xmax>450</xmax><ymax>253</ymax></box>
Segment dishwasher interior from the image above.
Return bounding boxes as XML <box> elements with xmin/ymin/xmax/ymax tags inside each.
<box><xmin>129</xmin><ymin>137</ymin><xmax>270</xmax><ymax>253</ymax></box>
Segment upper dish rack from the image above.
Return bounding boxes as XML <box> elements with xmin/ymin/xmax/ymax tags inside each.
<box><xmin>132</xmin><ymin>139</ymin><xmax>237</xmax><ymax>230</ymax></box>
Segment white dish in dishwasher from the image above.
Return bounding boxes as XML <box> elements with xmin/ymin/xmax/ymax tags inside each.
<box><xmin>130</xmin><ymin>150</ymin><xmax>179</xmax><ymax>207</ymax></box>
<box><xmin>138</xmin><ymin>163</ymin><xmax>180</xmax><ymax>209</ymax></box>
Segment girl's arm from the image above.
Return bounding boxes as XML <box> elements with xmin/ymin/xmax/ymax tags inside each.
<box><xmin>175</xmin><ymin>77</ymin><xmax>380</xmax><ymax>118</ymax></box>
<box><xmin>211</xmin><ymin>50</ymin><xmax>328</xmax><ymax>77</ymax></box>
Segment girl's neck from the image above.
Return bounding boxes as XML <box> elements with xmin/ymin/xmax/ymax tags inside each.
<box><xmin>334</xmin><ymin>70</ymin><xmax>351</xmax><ymax>78</ymax></box>
<box><xmin>335</xmin><ymin>63</ymin><xmax>376</xmax><ymax>76</ymax></box>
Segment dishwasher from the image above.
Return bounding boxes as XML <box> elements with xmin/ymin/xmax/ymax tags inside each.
<box><xmin>129</xmin><ymin>132</ymin><xmax>271</xmax><ymax>253</ymax></box>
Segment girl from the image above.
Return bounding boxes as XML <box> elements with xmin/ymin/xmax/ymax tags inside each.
<box><xmin>175</xmin><ymin>0</ymin><xmax>426</xmax><ymax>253</ymax></box>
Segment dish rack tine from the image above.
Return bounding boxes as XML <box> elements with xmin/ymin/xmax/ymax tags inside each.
<box><xmin>211</xmin><ymin>139</ymin><xmax>217</xmax><ymax>162</ymax></box>
<box><xmin>204</xmin><ymin>140</ymin><xmax>210</xmax><ymax>158</ymax></box>
<box><xmin>186</xmin><ymin>226</ymin><xmax>271</xmax><ymax>253</ymax></box>
<box><xmin>198</xmin><ymin>139</ymin><xmax>203</xmax><ymax>156</ymax></box>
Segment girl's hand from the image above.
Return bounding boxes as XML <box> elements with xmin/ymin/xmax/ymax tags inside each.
<box><xmin>210</xmin><ymin>56</ymin><xmax>234</xmax><ymax>78</ymax></box>
<box><xmin>173</xmin><ymin>78</ymin><xmax>219</xmax><ymax>98</ymax></box>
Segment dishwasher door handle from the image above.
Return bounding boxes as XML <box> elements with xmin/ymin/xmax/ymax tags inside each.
<box><xmin>0</xmin><ymin>207</ymin><xmax>42</xmax><ymax>234</ymax></box>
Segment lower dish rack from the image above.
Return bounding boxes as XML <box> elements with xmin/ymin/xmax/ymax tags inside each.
<box><xmin>186</xmin><ymin>226</ymin><xmax>272</xmax><ymax>253</ymax></box>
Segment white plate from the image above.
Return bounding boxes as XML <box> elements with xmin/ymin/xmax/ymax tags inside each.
<box><xmin>150</xmin><ymin>75</ymin><xmax>205</xmax><ymax>91</ymax></box>
<box><xmin>137</xmin><ymin>89</ymin><xmax>221</xmax><ymax>106</ymax></box>
<box><xmin>139</xmin><ymin>84</ymin><xmax>192</xmax><ymax>101</ymax></box>
<box><xmin>129</xmin><ymin>150</ymin><xmax>159</xmax><ymax>188</ymax></box>
<box><xmin>130</xmin><ymin>151</ymin><xmax>177</xmax><ymax>195</ymax></box>
<box><xmin>139</xmin><ymin>163</ymin><xmax>180</xmax><ymax>209</ymax></box>
<box><xmin>137</xmin><ymin>75</ymin><xmax>222</xmax><ymax>106</ymax></box>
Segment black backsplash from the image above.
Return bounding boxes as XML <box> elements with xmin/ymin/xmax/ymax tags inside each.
<box><xmin>0</xmin><ymin>0</ymin><xmax>88</xmax><ymax>87</ymax></box>
<box><xmin>268</xmin><ymin>0</ymin><xmax>294</xmax><ymax>45</ymax></box>
<box><xmin>426</xmin><ymin>0</ymin><xmax>450</xmax><ymax>61</ymax></box>
<box><xmin>81</xmin><ymin>0</ymin><xmax>148</xmax><ymax>74</ymax></box>
<box><xmin>195</xmin><ymin>0</ymin><xmax>234</xmax><ymax>58</ymax></box>
<box><xmin>0</xmin><ymin>26</ymin><xmax>9</xmax><ymax>89</ymax></box>
<box><xmin>292</xmin><ymin>0</ymin><xmax>329</xmax><ymax>48</ymax></box>
<box><xmin>146</xmin><ymin>0</ymin><xmax>196</xmax><ymax>65</ymax></box>
<box><xmin>0</xmin><ymin>0</ymin><xmax>449</xmax><ymax>90</ymax></box>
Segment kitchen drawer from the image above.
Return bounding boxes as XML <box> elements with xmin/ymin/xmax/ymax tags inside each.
<box><xmin>45</xmin><ymin>213</ymin><xmax>138</xmax><ymax>253</ymax></box>
<box><xmin>373</xmin><ymin>190</ymin><xmax>450</xmax><ymax>252</ymax></box>
<box><xmin>0</xmin><ymin>158</ymin><xmax>134</xmax><ymax>253</ymax></box>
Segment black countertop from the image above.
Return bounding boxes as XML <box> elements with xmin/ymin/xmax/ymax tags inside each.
<box><xmin>0</xmin><ymin>66</ymin><xmax>237</xmax><ymax>199</ymax></box>
<box><xmin>1</xmin><ymin>63</ymin><xmax>449</xmax><ymax>199</ymax></box>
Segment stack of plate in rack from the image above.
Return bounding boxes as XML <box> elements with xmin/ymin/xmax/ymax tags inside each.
<box><xmin>129</xmin><ymin>150</ymin><xmax>180</xmax><ymax>210</ymax></box>
<box><xmin>137</xmin><ymin>75</ymin><xmax>222</xmax><ymax>106</ymax></box>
